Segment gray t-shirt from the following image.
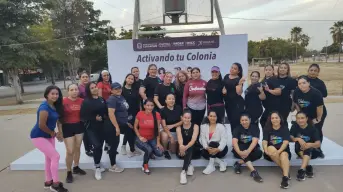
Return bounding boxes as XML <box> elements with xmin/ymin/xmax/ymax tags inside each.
<box><xmin>107</xmin><ymin>95</ymin><xmax>129</xmax><ymax>124</ymax></box>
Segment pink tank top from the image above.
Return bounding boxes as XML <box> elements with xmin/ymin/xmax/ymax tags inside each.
<box><xmin>209</xmin><ymin>132</ymin><xmax>214</xmax><ymax>140</ymax></box>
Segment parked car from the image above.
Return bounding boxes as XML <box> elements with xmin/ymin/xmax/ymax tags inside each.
<box><xmin>90</xmin><ymin>73</ymin><xmax>100</xmax><ymax>82</ymax></box>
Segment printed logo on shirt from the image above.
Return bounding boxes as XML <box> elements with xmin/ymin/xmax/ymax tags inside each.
<box><xmin>123</xmin><ymin>101</ymin><xmax>129</xmax><ymax>109</ymax></box>
<box><xmin>280</xmin><ymin>85</ymin><xmax>285</xmax><ymax>90</ymax></box>
<box><xmin>240</xmin><ymin>134</ymin><xmax>252</xmax><ymax>143</ymax></box>
<box><xmin>189</xmin><ymin>86</ymin><xmax>206</xmax><ymax>91</ymax></box>
<box><xmin>299</xmin><ymin>134</ymin><xmax>310</xmax><ymax>142</ymax></box>
<box><xmin>270</xmin><ymin>135</ymin><xmax>283</xmax><ymax>145</ymax></box>
<box><xmin>143</xmin><ymin>119</ymin><xmax>154</xmax><ymax>125</ymax></box>
<box><xmin>298</xmin><ymin>99</ymin><xmax>310</xmax><ymax>108</ymax></box>
<box><xmin>171</xmin><ymin>87</ymin><xmax>175</xmax><ymax>93</ymax></box>
<box><xmin>66</xmin><ymin>104</ymin><xmax>81</xmax><ymax>111</ymax></box>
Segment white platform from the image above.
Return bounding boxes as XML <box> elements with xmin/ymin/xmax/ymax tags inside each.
<box><xmin>10</xmin><ymin>124</ymin><xmax>343</xmax><ymax>170</ymax></box>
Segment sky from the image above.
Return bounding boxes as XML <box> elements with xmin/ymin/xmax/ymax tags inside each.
<box><xmin>90</xmin><ymin>0</ymin><xmax>343</xmax><ymax>50</ymax></box>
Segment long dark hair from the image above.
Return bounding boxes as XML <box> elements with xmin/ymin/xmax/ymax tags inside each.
<box><xmin>278</xmin><ymin>63</ymin><xmax>291</xmax><ymax>77</ymax></box>
<box><xmin>146</xmin><ymin>64</ymin><xmax>157</xmax><ymax>78</ymax></box>
<box><xmin>233</xmin><ymin>63</ymin><xmax>243</xmax><ymax>78</ymax></box>
<box><xmin>97</xmin><ymin>70</ymin><xmax>112</xmax><ymax>84</ymax></box>
<box><xmin>204</xmin><ymin>109</ymin><xmax>219</xmax><ymax>124</ymax></box>
<box><xmin>143</xmin><ymin>99</ymin><xmax>159</xmax><ymax>137</ymax></box>
<box><xmin>250</xmin><ymin>71</ymin><xmax>261</xmax><ymax>84</ymax></box>
<box><xmin>85</xmin><ymin>82</ymin><xmax>97</xmax><ymax>99</ymax></box>
<box><xmin>44</xmin><ymin>85</ymin><xmax>64</xmax><ymax>122</ymax></box>
<box><xmin>123</xmin><ymin>73</ymin><xmax>136</xmax><ymax>87</ymax></box>
<box><xmin>264</xmin><ymin>111</ymin><xmax>285</xmax><ymax>132</ymax></box>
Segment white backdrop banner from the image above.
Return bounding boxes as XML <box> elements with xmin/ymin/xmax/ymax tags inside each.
<box><xmin>107</xmin><ymin>34</ymin><xmax>248</xmax><ymax>82</ymax></box>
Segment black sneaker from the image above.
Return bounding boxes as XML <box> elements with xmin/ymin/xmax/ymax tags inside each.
<box><xmin>233</xmin><ymin>161</ymin><xmax>241</xmax><ymax>174</ymax></box>
<box><xmin>65</xmin><ymin>171</ymin><xmax>73</xmax><ymax>183</ymax></box>
<box><xmin>73</xmin><ymin>166</ymin><xmax>87</xmax><ymax>175</ymax></box>
<box><xmin>280</xmin><ymin>176</ymin><xmax>289</xmax><ymax>189</ymax></box>
<box><xmin>318</xmin><ymin>149</ymin><xmax>325</xmax><ymax>159</ymax></box>
<box><xmin>164</xmin><ymin>151</ymin><xmax>171</xmax><ymax>160</ymax></box>
<box><xmin>250</xmin><ymin>170</ymin><xmax>263</xmax><ymax>183</ymax></box>
<box><xmin>297</xmin><ymin>169</ymin><xmax>306</xmax><ymax>181</ymax></box>
<box><xmin>86</xmin><ymin>150</ymin><xmax>93</xmax><ymax>157</ymax></box>
<box><xmin>305</xmin><ymin>165</ymin><xmax>314</xmax><ymax>178</ymax></box>
<box><xmin>50</xmin><ymin>182</ymin><xmax>69</xmax><ymax>192</ymax></box>
<box><xmin>44</xmin><ymin>180</ymin><xmax>53</xmax><ymax>189</ymax></box>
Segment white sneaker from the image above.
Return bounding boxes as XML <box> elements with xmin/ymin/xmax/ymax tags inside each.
<box><xmin>95</xmin><ymin>168</ymin><xmax>102</xmax><ymax>180</ymax></box>
<box><xmin>215</xmin><ymin>158</ymin><xmax>227</xmax><ymax>172</ymax></box>
<box><xmin>109</xmin><ymin>165</ymin><xmax>125</xmax><ymax>173</ymax></box>
<box><xmin>187</xmin><ymin>164</ymin><xmax>194</xmax><ymax>176</ymax></box>
<box><xmin>203</xmin><ymin>158</ymin><xmax>216</xmax><ymax>175</ymax></box>
<box><xmin>180</xmin><ymin>170</ymin><xmax>187</xmax><ymax>184</ymax></box>
<box><xmin>121</xmin><ymin>146</ymin><xmax>127</xmax><ymax>155</ymax></box>
<box><xmin>127</xmin><ymin>150</ymin><xmax>142</xmax><ymax>158</ymax></box>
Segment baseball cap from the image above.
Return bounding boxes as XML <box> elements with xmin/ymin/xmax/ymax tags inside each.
<box><xmin>111</xmin><ymin>82</ymin><xmax>122</xmax><ymax>89</ymax></box>
<box><xmin>211</xmin><ymin>66</ymin><xmax>220</xmax><ymax>72</ymax></box>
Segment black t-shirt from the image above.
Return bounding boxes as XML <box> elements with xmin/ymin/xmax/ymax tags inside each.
<box><xmin>80</xmin><ymin>97</ymin><xmax>107</xmax><ymax>123</ymax></box>
<box><xmin>244</xmin><ymin>83</ymin><xmax>263</xmax><ymax>117</ymax></box>
<box><xmin>263</xmin><ymin>126</ymin><xmax>291</xmax><ymax>150</ymax></box>
<box><xmin>290</xmin><ymin>124</ymin><xmax>320</xmax><ymax>143</ymax></box>
<box><xmin>154</xmin><ymin>83</ymin><xmax>176</xmax><ymax>107</ymax></box>
<box><xmin>160</xmin><ymin>105</ymin><xmax>182</xmax><ymax>132</ymax></box>
<box><xmin>308</xmin><ymin>77</ymin><xmax>327</xmax><ymax>98</ymax></box>
<box><xmin>142</xmin><ymin>77</ymin><xmax>162</xmax><ymax>99</ymax></box>
<box><xmin>233</xmin><ymin>124</ymin><xmax>260</xmax><ymax>149</ymax></box>
<box><xmin>206</xmin><ymin>78</ymin><xmax>225</xmax><ymax>105</ymax></box>
<box><xmin>261</xmin><ymin>76</ymin><xmax>281</xmax><ymax>110</ymax></box>
<box><xmin>174</xmin><ymin>83</ymin><xmax>185</xmax><ymax>107</ymax></box>
<box><xmin>293</xmin><ymin>88</ymin><xmax>324</xmax><ymax>119</ymax></box>
<box><xmin>122</xmin><ymin>86</ymin><xmax>140</xmax><ymax>118</ymax></box>
<box><xmin>278</xmin><ymin>76</ymin><xmax>297</xmax><ymax>105</ymax></box>
<box><xmin>223</xmin><ymin>75</ymin><xmax>242</xmax><ymax>102</ymax></box>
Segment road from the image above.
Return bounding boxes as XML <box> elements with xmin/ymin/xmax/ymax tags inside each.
<box><xmin>0</xmin><ymin>80</ymin><xmax>71</xmax><ymax>98</ymax></box>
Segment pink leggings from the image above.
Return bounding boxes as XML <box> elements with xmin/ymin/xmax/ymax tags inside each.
<box><xmin>31</xmin><ymin>138</ymin><xmax>60</xmax><ymax>182</ymax></box>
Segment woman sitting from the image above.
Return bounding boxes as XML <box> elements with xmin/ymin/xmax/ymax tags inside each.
<box><xmin>200</xmin><ymin>110</ymin><xmax>228</xmax><ymax>175</ymax></box>
<box><xmin>176</xmin><ymin>110</ymin><xmax>199</xmax><ymax>184</ymax></box>
<box><xmin>232</xmin><ymin>114</ymin><xmax>263</xmax><ymax>183</ymax></box>
<box><xmin>134</xmin><ymin>99</ymin><xmax>164</xmax><ymax>175</ymax></box>
<box><xmin>290</xmin><ymin>111</ymin><xmax>321</xmax><ymax>181</ymax></box>
<box><xmin>262</xmin><ymin>112</ymin><xmax>291</xmax><ymax>189</ymax></box>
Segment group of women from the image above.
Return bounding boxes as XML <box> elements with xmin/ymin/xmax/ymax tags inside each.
<box><xmin>29</xmin><ymin>63</ymin><xmax>327</xmax><ymax>191</ymax></box>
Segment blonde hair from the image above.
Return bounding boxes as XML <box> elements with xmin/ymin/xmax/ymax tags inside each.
<box><xmin>174</xmin><ymin>70</ymin><xmax>189</xmax><ymax>90</ymax></box>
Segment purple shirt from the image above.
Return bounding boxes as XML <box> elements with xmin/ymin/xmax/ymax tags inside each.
<box><xmin>78</xmin><ymin>84</ymin><xmax>86</xmax><ymax>98</ymax></box>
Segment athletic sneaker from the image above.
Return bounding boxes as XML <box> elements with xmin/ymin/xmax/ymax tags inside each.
<box><xmin>65</xmin><ymin>171</ymin><xmax>73</xmax><ymax>183</ymax></box>
<box><xmin>50</xmin><ymin>182</ymin><xmax>69</xmax><ymax>192</ymax></box>
<box><xmin>233</xmin><ymin>161</ymin><xmax>241</xmax><ymax>174</ymax></box>
<box><xmin>95</xmin><ymin>168</ymin><xmax>102</xmax><ymax>180</ymax></box>
<box><xmin>180</xmin><ymin>170</ymin><xmax>187</xmax><ymax>184</ymax></box>
<box><xmin>73</xmin><ymin>166</ymin><xmax>86</xmax><ymax>175</ymax></box>
<box><xmin>164</xmin><ymin>151</ymin><xmax>171</xmax><ymax>160</ymax></box>
<box><xmin>280</xmin><ymin>176</ymin><xmax>289</xmax><ymax>189</ymax></box>
<box><xmin>250</xmin><ymin>170</ymin><xmax>263</xmax><ymax>183</ymax></box>
<box><xmin>318</xmin><ymin>150</ymin><xmax>325</xmax><ymax>159</ymax></box>
<box><xmin>297</xmin><ymin>169</ymin><xmax>306</xmax><ymax>181</ymax></box>
<box><xmin>127</xmin><ymin>150</ymin><xmax>142</xmax><ymax>158</ymax></box>
<box><xmin>121</xmin><ymin>145</ymin><xmax>127</xmax><ymax>155</ymax></box>
<box><xmin>109</xmin><ymin>165</ymin><xmax>125</xmax><ymax>173</ymax></box>
<box><xmin>187</xmin><ymin>164</ymin><xmax>194</xmax><ymax>176</ymax></box>
<box><xmin>44</xmin><ymin>180</ymin><xmax>53</xmax><ymax>189</ymax></box>
<box><xmin>142</xmin><ymin>164</ymin><xmax>150</xmax><ymax>175</ymax></box>
<box><xmin>86</xmin><ymin>150</ymin><xmax>93</xmax><ymax>157</ymax></box>
<box><xmin>305</xmin><ymin>165</ymin><xmax>314</xmax><ymax>178</ymax></box>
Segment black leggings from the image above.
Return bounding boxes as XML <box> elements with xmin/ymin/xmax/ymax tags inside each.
<box><xmin>202</xmin><ymin>141</ymin><xmax>228</xmax><ymax>160</ymax></box>
<box><xmin>232</xmin><ymin>146</ymin><xmax>262</xmax><ymax>162</ymax></box>
<box><xmin>225</xmin><ymin>100</ymin><xmax>245</xmax><ymax>134</ymax></box>
<box><xmin>294</xmin><ymin>142</ymin><xmax>321</xmax><ymax>159</ymax></box>
<box><xmin>315</xmin><ymin>117</ymin><xmax>325</xmax><ymax>143</ymax></box>
<box><xmin>176</xmin><ymin>147</ymin><xmax>194</xmax><ymax>171</ymax></box>
<box><xmin>83</xmin><ymin>130</ymin><xmax>92</xmax><ymax>152</ymax></box>
<box><xmin>104</xmin><ymin>120</ymin><xmax>120</xmax><ymax>166</ymax></box>
<box><xmin>86</xmin><ymin>122</ymin><xmax>105</xmax><ymax>166</ymax></box>
<box><xmin>122</xmin><ymin>123</ymin><xmax>136</xmax><ymax>152</ymax></box>
<box><xmin>189</xmin><ymin>107</ymin><xmax>206</xmax><ymax>126</ymax></box>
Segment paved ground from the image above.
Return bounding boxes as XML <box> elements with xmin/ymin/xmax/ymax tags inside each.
<box><xmin>0</xmin><ymin>103</ymin><xmax>342</xmax><ymax>192</ymax></box>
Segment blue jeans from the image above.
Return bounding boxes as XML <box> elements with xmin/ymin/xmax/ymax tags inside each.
<box><xmin>135</xmin><ymin>138</ymin><xmax>163</xmax><ymax>164</ymax></box>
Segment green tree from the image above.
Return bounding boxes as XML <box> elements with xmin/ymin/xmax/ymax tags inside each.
<box><xmin>330</xmin><ymin>21</ymin><xmax>343</xmax><ymax>62</ymax></box>
<box><xmin>290</xmin><ymin>26</ymin><xmax>303</xmax><ymax>62</ymax></box>
<box><xmin>300</xmin><ymin>34</ymin><xmax>310</xmax><ymax>62</ymax></box>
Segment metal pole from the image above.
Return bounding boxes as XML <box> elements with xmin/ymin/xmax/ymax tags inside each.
<box><xmin>137</xmin><ymin>28</ymin><xmax>220</xmax><ymax>35</ymax></box>
<box><xmin>108</xmin><ymin>25</ymin><xmax>111</xmax><ymax>40</ymax></box>
<box><xmin>132</xmin><ymin>0</ymin><xmax>139</xmax><ymax>39</ymax></box>
<box><xmin>325</xmin><ymin>40</ymin><xmax>328</xmax><ymax>63</ymax></box>
<box><xmin>213</xmin><ymin>0</ymin><xmax>225</xmax><ymax>35</ymax></box>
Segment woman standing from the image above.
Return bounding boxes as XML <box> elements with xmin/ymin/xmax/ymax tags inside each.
<box><xmin>183</xmin><ymin>67</ymin><xmax>207</xmax><ymax>126</ymax></box>
<box><xmin>61</xmin><ymin>84</ymin><xmax>86</xmax><ymax>183</ymax></box>
<box><xmin>131</xmin><ymin>67</ymin><xmax>144</xmax><ymax>109</ymax></box>
<box><xmin>277</xmin><ymin>63</ymin><xmax>297</xmax><ymax>122</ymax></box>
<box><xmin>121</xmin><ymin>74</ymin><xmax>141</xmax><ymax>157</ymax></box>
<box><xmin>260</xmin><ymin>65</ymin><xmax>282</xmax><ymax>128</ymax></box>
<box><xmin>290</xmin><ymin>112</ymin><xmax>321</xmax><ymax>181</ymax></box>
<box><xmin>206</xmin><ymin>66</ymin><xmax>225</xmax><ymax>123</ymax></box>
<box><xmin>97</xmin><ymin>70</ymin><xmax>112</xmax><ymax>101</ymax></box>
<box><xmin>177</xmin><ymin>110</ymin><xmax>199</xmax><ymax>185</ymax></box>
<box><xmin>160</xmin><ymin>94</ymin><xmax>183</xmax><ymax>159</ymax></box>
<box><xmin>293</xmin><ymin>76</ymin><xmax>324</xmax><ymax>158</ymax></box>
<box><xmin>232</xmin><ymin>114</ymin><xmax>263</xmax><ymax>183</ymax></box>
<box><xmin>139</xmin><ymin>64</ymin><xmax>162</xmax><ymax>102</ymax></box>
<box><xmin>80</xmin><ymin>82</ymin><xmax>107</xmax><ymax>180</ymax></box>
<box><xmin>158</xmin><ymin>67</ymin><xmax>166</xmax><ymax>82</ymax></box>
<box><xmin>200</xmin><ymin>110</ymin><xmax>228</xmax><ymax>175</ymax></box>
<box><xmin>30</xmin><ymin>86</ymin><xmax>68</xmax><ymax>192</ymax></box>
<box><xmin>154</xmin><ymin>72</ymin><xmax>176</xmax><ymax>111</ymax></box>
<box><xmin>244</xmin><ymin>71</ymin><xmax>266</xmax><ymax>126</ymax></box>
<box><xmin>78</xmin><ymin>72</ymin><xmax>89</xmax><ymax>99</ymax></box>
<box><xmin>134</xmin><ymin>99</ymin><xmax>164</xmax><ymax>175</ymax></box>
<box><xmin>186</xmin><ymin>67</ymin><xmax>192</xmax><ymax>79</ymax></box>
<box><xmin>223</xmin><ymin>63</ymin><xmax>246</xmax><ymax>134</ymax></box>
<box><xmin>174</xmin><ymin>70</ymin><xmax>188</xmax><ymax>107</ymax></box>
<box><xmin>307</xmin><ymin>64</ymin><xmax>327</xmax><ymax>158</ymax></box>
<box><xmin>104</xmin><ymin>82</ymin><xmax>127</xmax><ymax>173</ymax></box>
<box><xmin>262</xmin><ymin>112</ymin><xmax>291</xmax><ymax>189</ymax></box>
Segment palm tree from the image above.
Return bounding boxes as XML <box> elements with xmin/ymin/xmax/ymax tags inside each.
<box><xmin>300</xmin><ymin>34</ymin><xmax>310</xmax><ymax>62</ymax></box>
<box><xmin>291</xmin><ymin>26</ymin><xmax>303</xmax><ymax>62</ymax></box>
<box><xmin>330</xmin><ymin>21</ymin><xmax>343</xmax><ymax>62</ymax></box>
